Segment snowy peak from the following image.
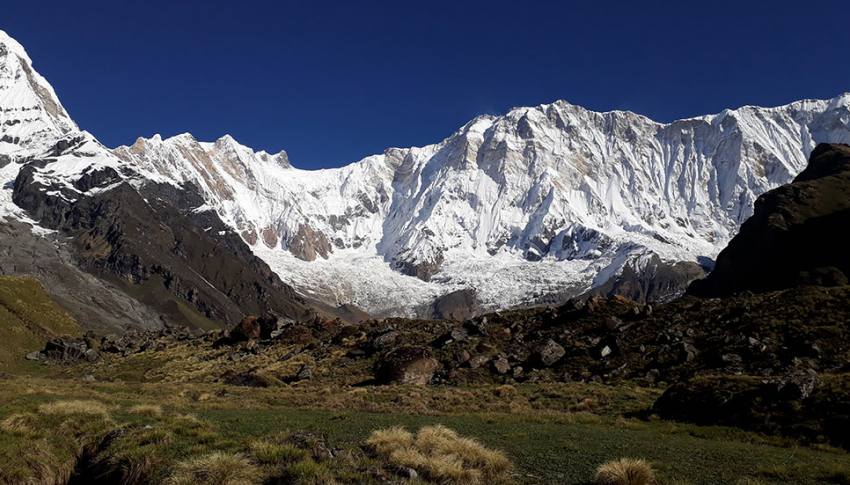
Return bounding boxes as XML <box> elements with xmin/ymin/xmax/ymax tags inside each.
<box><xmin>0</xmin><ymin>30</ymin><xmax>77</xmax><ymax>157</ymax></box>
<box><xmin>112</xmin><ymin>93</ymin><xmax>850</xmax><ymax>317</ymax></box>
<box><xmin>4</xmin><ymin>28</ymin><xmax>850</xmax><ymax>318</ymax></box>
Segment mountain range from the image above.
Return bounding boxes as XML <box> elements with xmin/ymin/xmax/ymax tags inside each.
<box><xmin>2</xmin><ymin>29</ymin><xmax>850</xmax><ymax>329</ymax></box>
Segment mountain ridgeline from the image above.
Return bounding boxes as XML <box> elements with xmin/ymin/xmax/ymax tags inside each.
<box><xmin>2</xmin><ymin>28</ymin><xmax>850</xmax><ymax>332</ymax></box>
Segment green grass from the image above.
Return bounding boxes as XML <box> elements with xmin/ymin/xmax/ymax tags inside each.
<box><xmin>0</xmin><ymin>276</ymin><xmax>81</xmax><ymax>372</ymax></box>
<box><xmin>0</xmin><ymin>376</ymin><xmax>848</xmax><ymax>484</ymax></box>
<box><xmin>1</xmin><ymin>279</ymin><xmax>848</xmax><ymax>484</ymax></box>
<box><xmin>200</xmin><ymin>407</ymin><xmax>849</xmax><ymax>484</ymax></box>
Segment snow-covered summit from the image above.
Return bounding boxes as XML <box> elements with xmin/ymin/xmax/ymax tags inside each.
<box><xmin>0</xmin><ymin>30</ymin><xmax>77</xmax><ymax>157</ymax></box>
<box><xmin>115</xmin><ymin>93</ymin><xmax>850</xmax><ymax>315</ymax></box>
<box><xmin>0</xmin><ymin>31</ymin><xmax>168</xmax><ymax>226</ymax></box>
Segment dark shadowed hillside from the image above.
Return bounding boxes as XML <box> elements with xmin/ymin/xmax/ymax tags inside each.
<box><xmin>690</xmin><ymin>143</ymin><xmax>850</xmax><ymax>296</ymax></box>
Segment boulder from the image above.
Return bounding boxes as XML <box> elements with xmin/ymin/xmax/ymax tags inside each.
<box><xmin>376</xmin><ymin>346</ymin><xmax>438</xmax><ymax>385</ymax></box>
<box><xmin>221</xmin><ymin>369</ymin><xmax>279</xmax><ymax>387</ymax></box>
<box><xmin>293</xmin><ymin>364</ymin><xmax>313</xmax><ymax>382</ymax></box>
<box><xmin>775</xmin><ymin>368</ymin><xmax>820</xmax><ymax>400</ymax></box>
<box><xmin>42</xmin><ymin>338</ymin><xmax>88</xmax><ymax>362</ymax></box>
<box><xmin>534</xmin><ymin>339</ymin><xmax>565</xmax><ymax>367</ymax></box>
<box><xmin>370</xmin><ymin>330</ymin><xmax>400</xmax><ymax>351</ymax></box>
<box><xmin>491</xmin><ymin>355</ymin><xmax>511</xmax><ymax>374</ymax></box>
<box><xmin>229</xmin><ymin>316</ymin><xmax>262</xmax><ymax>342</ymax></box>
<box><xmin>276</xmin><ymin>325</ymin><xmax>316</xmax><ymax>345</ymax></box>
<box><xmin>468</xmin><ymin>354</ymin><xmax>489</xmax><ymax>369</ymax></box>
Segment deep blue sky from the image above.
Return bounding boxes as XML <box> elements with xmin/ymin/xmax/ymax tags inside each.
<box><xmin>3</xmin><ymin>1</ymin><xmax>849</xmax><ymax>168</ymax></box>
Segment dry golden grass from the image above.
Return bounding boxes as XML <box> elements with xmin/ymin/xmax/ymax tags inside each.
<box><xmin>37</xmin><ymin>399</ymin><xmax>109</xmax><ymax>416</ymax></box>
<box><xmin>19</xmin><ymin>440</ymin><xmax>74</xmax><ymax>485</ymax></box>
<box><xmin>594</xmin><ymin>458</ymin><xmax>655</xmax><ymax>485</ymax></box>
<box><xmin>166</xmin><ymin>452</ymin><xmax>261</xmax><ymax>485</ymax></box>
<box><xmin>127</xmin><ymin>404</ymin><xmax>163</xmax><ymax>417</ymax></box>
<box><xmin>0</xmin><ymin>413</ymin><xmax>35</xmax><ymax>434</ymax></box>
<box><xmin>367</xmin><ymin>425</ymin><xmax>512</xmax><ymax>484</ymax></box>
<box><xmin>366</xmin><ymin>426</ymin><xmax>414</xmax><ymax>455</ymax></box>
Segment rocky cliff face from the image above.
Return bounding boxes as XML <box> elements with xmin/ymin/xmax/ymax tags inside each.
<box><xmin>690</xmin><ymin>143</ymin><xmax>850</xmax><ymax>296</ymax></box>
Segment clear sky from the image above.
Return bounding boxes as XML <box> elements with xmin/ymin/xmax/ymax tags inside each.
<box><xmin>3</xmin><ymin>0</ymin><xmax>849</xmax><ymax>168</ymax></box>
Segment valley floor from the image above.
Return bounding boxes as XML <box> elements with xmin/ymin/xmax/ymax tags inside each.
<box><xmin>1</xmin><ymin>372</ymin><xmax>848</xmax><ymax>484</ymax></box>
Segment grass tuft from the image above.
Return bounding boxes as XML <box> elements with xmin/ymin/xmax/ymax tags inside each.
<box><xmin>1</xmin><ymin>413</ymin><xmax>35</xmax><ymax>435</ymax></box>
<box><xmin>166</xmin><ymin>451</ymin><xmax>261</xmax><ymax>485</ymax></box>
<box><xmin>365</xmin><ymin>426</ymin><xmax>414</xmax><ymax>456</ymax></box>
<box><xmin>594</xmin><ymin>458</ymin><xmax>655</xmax><ymax>485</ymax></box>
<box><xmin>250</xmin><ymin>439</ymin><xmax>307</xmax><ymax>465</ymax></box>
<box><xmin>37</xmin><ymin>400</ymin><xmax>109</xmax><ymax>416</ymax></box>
<box><xmin>127</xmin><ymin>404</ymin><xmax>164</xmax><ymax>417</ymax></box>
<box><xmin>277</xmin><ymin>458</ymin><xmax>337</xmax><ymax>485</ymax></box>
<box><xmin>367</xmin><ymin>424</ymin><xmax>512</xmax><ymax>484</ymax></box>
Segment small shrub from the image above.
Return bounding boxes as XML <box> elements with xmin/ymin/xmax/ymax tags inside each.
<box><xmin>38</xmin><ymin>400</ymin><xmax>109</xmax><ymax>416</ymax></box>
<box><xmin>595</xmin><ymin>458</ymin><xmax>655</xmax><ymax>485</ymax></box>
<box><xmin>367</xmin><ymin>424</ymin><xmax>512</xmax><ymax>484</ymax></box>
<box><xmin>166</xmin><ymin>452</ymin><xmax>261</xmax><ymax>485</ymax></box>
<box><xmin>128</xmin><ymin>404</ymin><xmax>163</xmax><ymax>417</ymax></box>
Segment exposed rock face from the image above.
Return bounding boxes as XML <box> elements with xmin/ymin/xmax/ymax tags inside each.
<box><xmin>288</xmin><ymin>224</ymin><xmax>331</xmax><ymax>261</ymax></box>
<box><xmin>12</xmin><ymin>157</ymin><xmax>316</xmax><ymax>328</ymax></box>
<box><xmin>0</xmin><ymin>219</ymin><xmax>163</xmax><ymax>333</ymax></box>
<box><xmin>691</xmin><ymin>143</ymin><xmax>850</xmax><ymax>296</ymax></box>
<box><xmin>375</xmin><ymin>346</ymin><xmax>438</xmax><ymax>385</ymax></box>
<box><xmin>391</xmin><ymin>255</ymin><xmax>444</xmax><ymax>282</ymax></box>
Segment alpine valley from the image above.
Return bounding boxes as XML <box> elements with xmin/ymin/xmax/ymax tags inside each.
<box><xmin>3</xmin><ymin>25</ymin><xmax>850</xmax><ymax>485</ymax></box>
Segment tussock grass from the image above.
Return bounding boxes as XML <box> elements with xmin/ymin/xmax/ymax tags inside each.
<box><xmin>250</xmin><ymin>439</ymin><xmax>308</xmax><ymax>464</ymax></box>
<box><xmin>166</xmin><ymin>451</ymin><xmax>261</xmax><ymax>485</ymax></box>
<box><xmin>366</xmin><ymin>426</ymin><xmax>414</xmax><ymax>455</ymax></box>
<box><xmin>594</xmin><ymin>458</ymin><xmax>655</xmax><ymax>485</ymax></box>
<box><xmin>128</xmin><ymin>404</ymin><xmax>163</xmax><ymax>417</ymax></box>
<box><xmin>277</xmin><ymin>458</ymin><xmax>337</xmax><ymax>484</ymax></box>
<box><xmin>37</xmin><ymin>399</ymin><xmax>109</xmax><ymax>416</ymax></box>
<box><xmin>367</xmin><ymin>424</ymin><xmax>512</xmax><ymax>484</ymax></box>
<box><xmin>1</xmin><ymin>413</ymin><xmax>35</xmax><ymax>435</ymax></box>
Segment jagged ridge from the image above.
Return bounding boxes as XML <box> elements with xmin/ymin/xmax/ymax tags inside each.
<box><xmin>115</xmin><ymin>96</ymin><xmax>850</xmax><ymax>315</ymax></box>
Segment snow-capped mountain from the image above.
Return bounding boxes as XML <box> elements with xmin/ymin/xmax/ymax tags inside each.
<box><xmin>0</xmin><ymin>30</ymin><xmax>76</xmax><ymax>154</ymax></box>
<box><xmin>0</xmin><ymin>30</ymin><xmax>160</xmax><ymax>221</ymax></box>
<box><xmin>113</xmin><ymin>94</ymin><xmax>850</xmax><ymax>316</ymax></box>
<box><xmin>0</xmin><ymin>30</ymin><xmax>317</xmax><ymax>331</ymax></box>
<box><xmin>4</xmin><ymin>28</ymin><xmax>850</xmax><ymax>319</ymax></box>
